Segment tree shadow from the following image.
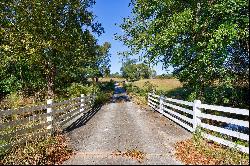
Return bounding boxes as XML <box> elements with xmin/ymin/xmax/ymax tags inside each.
<box><xmin>162</xmin><ymin>87</ymin><xmax>190</xmax><ymax>100</ymax></box>
<box><xmin>62</xmin><ymin>104</ymin><xmax>102</xmax><ymax>133</ymax></box>
<box><xmin>111</xmin><ymin>86</ymin><xmax>131</xmax><ymax>103</ymax></box>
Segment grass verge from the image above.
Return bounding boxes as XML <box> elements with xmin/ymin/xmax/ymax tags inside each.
<box><xmin>175</xmin><ymin>132</ymin><xmax>249</xmax><ymax>165</ymax></box>
<box><xmin>0</xmin><ymin>81</ymin><xmax>115</xmax><ymax>165</ymax></box>
<box><xmin>0</xmin><ymin>130</ymin><xmax>73</xmax><ymax>165</ymax></box>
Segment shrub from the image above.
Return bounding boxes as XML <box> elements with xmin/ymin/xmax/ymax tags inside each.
<box><xmin>94</xmin><ymin>80</ymin><xmax>115</xmax><ymax>105</ymax></box>
<box><xmin>94</xmin><ymin>91</ymin><xmax>112</xmax><ymax>105</ymax></box>
<box><xmin>0</xmin><ymin>91</ymin><xmax>38</xmax><ymax>110</ymax></box>
<box><xmin>66</xmin><ymin>83</ymin><xmax>94</xmax><ymax>98</ymax></box>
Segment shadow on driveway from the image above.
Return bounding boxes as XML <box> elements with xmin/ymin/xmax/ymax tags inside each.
<box><xmin>63</xmin><ymin>84</ymin><xmax>129</xmax><ymax>133</ymax></box>
<box><xmin>63</xmin><ymin>105</ymin><xmax>102</xmax><ymax>133</ymax></box>
<box><xmin>111</xmin><ymin>84</ymin><xmax>130</xmax><ymax>103</ymax></box>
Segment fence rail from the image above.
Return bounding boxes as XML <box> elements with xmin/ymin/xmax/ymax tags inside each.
<box><xmin>0</xmin><ymin>94</ymin><xmax>96</xmax><ymax>151</ymax></box>
<box><xmin>148</xmin><ymin>92</ymin><xmax>249</xmax><ymax>154</ymax></box>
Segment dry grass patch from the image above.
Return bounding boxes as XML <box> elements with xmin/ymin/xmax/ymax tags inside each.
<box><xmin>175</xmin><ymin>138</ymin><xmax>249</xmax><ymax>165</ymax></box>
<box><xmin>99</xmin><ymin>77</ymin><xmax>126</xmax><ymax>82</ymax></box>
<box><xmin>129</xmin><ymin>93</ymin><xmax>147</xmax><ymax>107</ymax></box>
<box><xmin>131</xmin><ymin>79</ymin><xmax>182</xmax><ymax>91</ymax></box>
<box><xmin>1</xmin><ymin>133</ymin><xmax>73</xmax><ymax>165</ymax></box>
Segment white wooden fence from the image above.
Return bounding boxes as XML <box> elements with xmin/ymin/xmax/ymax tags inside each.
<box><xmin>0</xmin><ymin>94</ymin><xmax>96</xmax><ymax>152</ymax></box>
<box><xmin>148</xmin><ymin>92</ymin><xmax>249</xmax><ymax>154</ymax></box>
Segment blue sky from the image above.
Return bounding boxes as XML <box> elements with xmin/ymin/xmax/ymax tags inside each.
<box><xmin>92</xmin><ymin>0</ymin><xmax>173</xmax><ymax>75</ymax></box>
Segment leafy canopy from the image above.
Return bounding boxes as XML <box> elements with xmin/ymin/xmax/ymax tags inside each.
<box><xmin>116</xmin><ymin>0</ymin><xmax>249</xmax><ymax>107</ymax></box>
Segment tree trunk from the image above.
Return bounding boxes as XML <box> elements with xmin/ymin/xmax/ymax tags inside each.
<box><xmin>46</xmin><ymin>62</ymin><xmax>56</xmax><ymax>99</ymax></box>
<box><xmin>91</xmin><ymin>77</ymin><xmax>95</xmax><ymax>84</ymax></box>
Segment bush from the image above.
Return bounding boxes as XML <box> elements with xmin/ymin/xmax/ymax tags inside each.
<box><xmin>0</xmin><ymin>91</ymin><xmax>38</xmax><ymax>110</ymax></box>
<box><xmin>94</xmin><ymin>80</ymin><xmax>115</xmax><ymax>105</ymax></box>
<box><xmin>97</xmin><ymin>80</ymin><xmax>115</xmax><ymax>92</ymax></box>
<box><xmin>66</xmin><ymin>83</ymin><xmax>94</xmax><ymax>98</ymax></box>
<box><xmin>94</xmin><ymin>91</ymin><xmax>112</xmax><ymax>105</ymax></box>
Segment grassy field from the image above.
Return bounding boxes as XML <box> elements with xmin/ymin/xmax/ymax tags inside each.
<box><xmin>130</xmin><ymin>78</ymin><xmax>182</xmax><ymax>92</ymax></box>
<box><xmin>98</xmin><ymin>77</ymin><xmax>126</xmax><ymax>82</ymax></box>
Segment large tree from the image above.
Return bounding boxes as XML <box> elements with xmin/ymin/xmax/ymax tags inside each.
<box><xmin>116</xmin><ymin>0</ymin><xmax>249</xmax><ymax>107</ymax></box>
<box><xmin>1</xmin><ymin>0</ymin><xmax>106</xmax><ymax>98</ymax></box>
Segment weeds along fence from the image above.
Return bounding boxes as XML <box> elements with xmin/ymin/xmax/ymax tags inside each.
<box><xmin>148</xmin><ymin>92</ymin><xmax>249</xmax><ymax>154</ymax></box>
<box><xmin>0</xmin><ymin>94</ymin><xmax>96</xmax><ymax>153</ymax></box>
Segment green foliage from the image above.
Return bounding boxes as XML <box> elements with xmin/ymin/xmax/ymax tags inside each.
<box><xmin>155</xmin><ymin>74</ymin><xmax>173</xmax><ymax>79</ymax></box>
<box><xmin>110</xmin><ymin>72</ymin><xmax>122</xmax><ymax>78</ymax></box>
<box><xmin>124</xmin><ymin>81</ymin><xmax>155</xmax><ymax>103</ymax></box>
<box><xmin>117</xmin><ymin>0</ymin><xmax>249</xmax><ymax>108</ymax></box>
<box><xmin>66</xmin><ymin>83</ymin><xmax>94</xmax><ymax>98</ymax></box>
<box><xmin>0</xmin><ymin>0</ymin><xmax>111</xmax><ymax>99</ymax></box>
<box><xmin>94</xmin><ymin>92</ymin><xmax>111</xmax><ymax>105</ymax></box>
<box><xmin>0</xmin><ymin>91</ymin><xmax>41</xmax><ymax>110</ymax></box>
<box><xmin>94</xmin><ymin>80</ymin><xmax>115</xmax><ymax>105</ymax></box>
<box><xmin>4</xmin><ymin>92</ymin><xmax>23</xmax><ymax>109</ymax></box>
<box><xmin>120</xmin><ymin>58</ymin><xmax>156</xmax><ymax>81</ymax></box>
<box><xmin>143</xmin><ymin>81</ymin><xmax>156</xmax><ymax>94</ymax></box>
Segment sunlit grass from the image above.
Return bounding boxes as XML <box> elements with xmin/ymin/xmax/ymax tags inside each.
<box><xmin>130</xmin><ymin>78</ymin><xmax>182</xmax><ymax>91</ymax></box>
<box><xmin>94</xmin><ymin>77</ymin><xmax>126</xmax><ymax>82</ymax></box>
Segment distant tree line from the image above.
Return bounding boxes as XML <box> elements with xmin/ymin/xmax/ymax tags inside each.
<box><xmin>109</xmin><ymin>72</ymin><xmax>122</xmax><ymax>78</ymax></box>
<box><xmin>155</xmin><ymin>74</ymin><xmax>174</xmax><ymax>79</ymax></box>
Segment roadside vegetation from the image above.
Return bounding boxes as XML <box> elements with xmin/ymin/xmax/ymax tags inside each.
<box><xmin>0</xmin><ymin>80</ymin><xmax>115</xmax><ymax>164</ymax></box>
<box><xmin>98</xmin><ymin>77</ymin><xmax>126</xmax><ymax>83</ymax></box>
<box><xmin>0</xmin><ymin>130</ymin><xmax>73</xmax><ymax>165</ymax></box>
<box><xmin>175</xmin><ymin>131</ymin><xmax>249</xmax><ymax>165</ymax></box>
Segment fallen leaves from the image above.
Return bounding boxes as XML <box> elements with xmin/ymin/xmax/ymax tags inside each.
<box><xmin>174</xmin><ymin>138</ymin><xmax>249</xmax><ymax>165</ymax></box>
<box><xmin>1</xmin><ymin>134</ymin><xmax>73</xmax><ymax>165</ymax></box>
<box><xmin>113</xmin><ymin>149</ymin><xmax>146</xmax><ymax>163</ymax></box>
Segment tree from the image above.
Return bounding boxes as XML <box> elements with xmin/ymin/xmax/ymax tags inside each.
<box><xmin>84</xmin><ymin>42</ymin><xmax>111</xmax><ymax>83</ymax></box>
<box><xmin>120</xmin><ymin>58</ymin><xmax>155</xmax><ymax>81</ymax></box>
<box><xmin>116</xmin><ymin>0</ymin><xmax>249</xmax><ymax>107</ymax></box>
<box><xmin>1</xmin><ymin>0</ymin><xmax>107</xmax><ymax>98</ymax></box>
<box><xmin>110</xmin><ymin>72</ymin><xmax>121</xmax><ymax>78</ymax></box>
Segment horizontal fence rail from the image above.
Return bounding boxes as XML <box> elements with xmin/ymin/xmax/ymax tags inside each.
<box><xmin>148</xmin><ymin>92</ymin><xmax>249</xmax><ymax>154</ymax></box>
<box><xmin>0</xmin><ymin>94</ymin><xmax>96</xmax><ymax>152</ymax></box>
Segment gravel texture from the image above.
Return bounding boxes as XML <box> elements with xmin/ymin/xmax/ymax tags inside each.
<box><xmin>62</xmin><ymin>85</ymin><xmax>191</xmax><ymax>165</ymax></box>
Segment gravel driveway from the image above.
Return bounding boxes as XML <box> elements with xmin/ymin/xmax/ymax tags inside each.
<box><xmin>62</xmin><ymin>84</ymin><xmax>191</xmax><ymax>165</ymax></box>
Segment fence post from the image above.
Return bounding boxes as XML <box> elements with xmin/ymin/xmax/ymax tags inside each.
<box><xmin>159</xmin><ymin>95</ymin><xmax>164</xmax><ymax>114</ymax></box>
<box><xmin>46</xmin><ymin>99</ymin><xmax>53</xmax><ymax>135</ymax></box>
<box><xmin>147</xmin><ymin>92</ymin><xmax>150</xmax><ymax>106</ymax></box>
<box><xmin>193</xmin><ymin>100</ymin><xmax>201</xmax><ymax>132</ymax></box>
<box><xmin>80</xmin><ymin>94</ymin><xmax>85</xmax><ymax>112</ymax></box>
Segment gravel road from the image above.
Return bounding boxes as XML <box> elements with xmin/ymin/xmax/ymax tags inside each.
<box><xmin>62</xmin><ymin>84</ymin><xmax>191</xmax><ymax>165</ymax></box>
